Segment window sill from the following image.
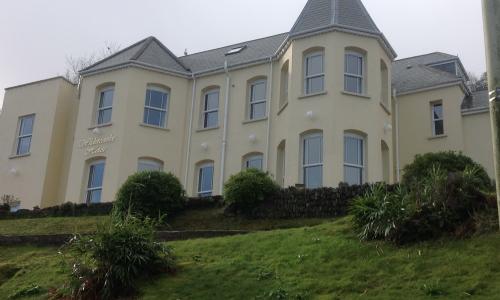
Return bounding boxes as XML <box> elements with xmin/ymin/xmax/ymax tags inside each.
<box><xmin>9</xmin><ymin>153</ymin><xmax>31</xmax><ymax>159</ymax></box>
<box><xmin>139</xmin><ymin>123</ymin><xmax>170</xmax><ymax>131</ymax></box>
<box><xmin>428</xmin><ymin>134</ymin><xmax>447</xmax><ymax>140</ymax></box>
<box><xmin>196</xmin><ymin>126</ymin><xmax>220</xmax><ymax>133</ymax></box>
<box><xmin>88</xmin><ymin>123</ymin><xmax>113</xmax><ymax>130</ymax></box>
<box><xmin>243</xmin><ymin>117</ymin><xmax>268</xmax><ymax>125</ymax></box>
<box><xmin>277</xmin><ymin>102</ymin><xmax>289</xmax><ymax>116</ymax></box>
<box><xmin>341</xmin><ymin>91</ymin><xmax>371</xmax><ymax>99</ymax></box>
<box><xmin>379</xmin><ymin>102</ymin><xmax>391</xmax><ymax>115</ymax></box>
<box><xmin>298</xmin><ymin>91</ymin><xmax>327</xmax><ymax>99</ymax></box>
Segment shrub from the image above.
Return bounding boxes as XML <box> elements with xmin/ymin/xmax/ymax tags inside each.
<box><xmin>352</xmin><ymin>165</ymin><xmax>491</xmax><ymax>244</ymax></box>
<box><xmin>61</xmin><ymin>215</ymin><xmax>176</xmax><ymax>299</ymax></box>
<box><xmin>224</xmin><ymin>169</ymin><xmax>279</xmax><ymax>216</ymax></box>
<box><xmin>402</xmin><ymin>151</ymin><xmax>491</xmax><ymax>190</ymax></box>
<box><xmin>351</xmin><ymin>184</ymin><xmax>411</xmax><ymax>241</ymax></box>
<box><xmin>114</xmin><ymin>171</ymin><xmax>185</xmax><ymax>220</ymax></box>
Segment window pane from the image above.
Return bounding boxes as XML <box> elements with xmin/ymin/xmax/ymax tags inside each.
<box><xmin>305</xmin><ymin>165</ymin><xmax>322</xmax><ymax>188</ymax></box>
<box><xmin>344</xmin><ymin>166</ymin><xmax>362</xmax><ymax>186</ymax></box>
<box><xmin>251</xmin><ymin>102</ymin><xmax>266</xmax><ymax>119</ymax></box>
<box><xmin>307</xmin><ymin>54</ymin><xmax>323</xmax><ymax>76</ymax></box>
<box><xmin>433</xmin><ymin>104</ymin><xmax>443</xmax><ymax>120</ymax></box>
<box><xmin>251</xmin><ymin>82</ymin><xmax>267</xmax><ymax>101</ymax></box>
<box><xmin>144</xmin><ymin>109</ymin><xmax>165</xmax><ymax>127</ymax></box>
<box><xmin>199</xmin><ymin>165</ymin><xmax>214</xmax><ymax>195</ymax></box>
<box><xmin>98</xmin><ymin>108</ymin><xmax>112</xmax><ymax>125</ymax></box>
<box><xmin>344</xmin><ymin>76</ymin><xmax>362</xmax><ymax>94</ymax></box>
<box><xmin>17</xmin><ymin>136</ymin><xmax>31</xmax><ymax>155</ymax></box>
<box><xmin>99</xmin><ymin>90</ymin><xmax>114</xmax><ymax>108</ymax></box>
<box><xmin>88</xmin><ymin>162</ymin><xmax>105</xmax><ymax>189</ymax></box>
<box><xmin>87</xmin><ymin>189</ymin><xmax>102</xmax><ymax>204</ymax></box>
<box><xmin>138</xmin><ymin>160</ymin><xmax>163</xmax><ymax>172</ymax></box>
<box><xmin>149</xmin><ymin>90</ymin><xmax>167</xmax><ymax>109</ymax></box>
<box><xmin>246</xmin><ymin>156</ymin><xmax>263</xmax><ymax>170</ymax></box>
<box><xmin>205</xmin><ymin>92</ymin><xmax>219</xmax><ymax>110</ymax></box>
<box><xmin>346</xmin><ymin>54</ymin><xmax>363</xmax><ymax>75</ymax></box>
<box><xmin>204</xmin><ymin>111</ymin><xmax>218</xmax><ymax>128</ymax></box>
<box><xmin>307</xmin><ymin>76</ymin><xmax>324</xmax><ymax>94</ymax></box>
<box><xmin>304</xmin><ymin>135</ymin><xmax>322</xmax><ymax>165</ymax></box>
<box><xmin>20</xmin><ymin>116</ymin><xmax>34</xmax><ymax>135</ymax></box>
<box><xmin>344</xmin><ymin>136</ymin><xmax>363</xmax><ymax>165</ymax></box>
<box><xmin>434</xmin><ymin>120</ymin><xmax>444</xmax><ymax>135</ymax></box>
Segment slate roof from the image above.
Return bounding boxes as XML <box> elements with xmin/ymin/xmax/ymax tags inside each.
<box><xmin>392</xmin><ymin>52</ymin><xmax>465</xmax><ymax>94</ymax></box>
<box><xmin>80</xmin><ymin>37</ymin><xmax>189</xmax><ymax>75</ymax></box>
<box><xmin>290</xmin><ymin>0</ymin><xmax>380</xmax><ymax>35</ymax></box>
<box><xmin>179</xmin><ymin>33</ymin><xmax>288</xmax><ymax>73</ymax></box>
<box><xmin>461</xmin><ymin>89</ymin><xmax>489</xmax><ymax>111</ymax></box>
<box><xmin>81</xmin><ymin>0</ymin><xmax>395</xmax><ymax>76</ymax></box>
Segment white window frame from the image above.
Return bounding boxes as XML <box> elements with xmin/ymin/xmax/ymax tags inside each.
<box><xmin>143</xmin><ymin>87</ymin><xmax>169</xmax><ymax>128</ymax></box>
<box><xmin>244</xmin><ymin>154</ymin><xmax>264</xmax><ymax>170</ymax></box>
<box><xmin>138</xmin><ymin>158</ymin><xmax>164</xmax><ymax>172</ymax></box>
<box><xmin>249</xmin><ymin>79</ymin><xmax>267</xmax><ymax>120</ymax></box>
<box><xmin>304</xmin><ymin>51</ymin><xmax>325</xmax><ymax>95</ymax></box>
<box><xmin>85</xmin><ymin>159</ymin><xmax>105</xmax><ymax>204</ymax></box>
<box><xmin>343</xmin><ymin>134</ymin><xmax>365</xmax><ymax>185</ymax></box>
<box><xmin>96</xmin><ymin>87</ymin><xmax>114</xmax><ymax>125</ymax></box>
<box><xmin>15</xmin><ymin>114</ymin><xmax>35</xmax><ymax>156</ymax></box>
<box><xmin>302</xmin><ymin>132</ymin><xmax>323</xmax><ymax>188</ymax></box>
<box><xmin>344</xmin><ymin>51</ymin><xmax>364</xmax><ymax>94</ymax></box>
<box><xmin>198</xmin><ymin>162</ymin><xmax>214</xmax><ymax>197</ymax></box>
<box><xmin>280</xmin><ymin>62</ymin><xmax>289</xmax><ymax>107</ymax></box>
<box><xmin>202</xmin><ymin>89</ymin><xmax>219</xmax><ymax>128</ymax></box>
<box><xmin>431</xmin><ymin>102</ymin><xmax>444</xmax><ymax>136</ymax></box>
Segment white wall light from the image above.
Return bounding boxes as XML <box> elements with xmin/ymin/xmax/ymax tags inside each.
<box><xmin>9</xmin><ymin>168</ymin><xmax>19</xmax><ymax>176</ymax></box>
<box><xmin>201</xmin><ymin>142</ymin><xmax>209</xmax><ymax>151</ymax></box>
<box><xmin>306</xmin><ymin>111</ymin><xmax>316</xmax><ymax>120</ymax></box>
<box><xmin>249</xmin><ymin>134</ymin><xmax>257</xmax><ymax>144</ymax></box>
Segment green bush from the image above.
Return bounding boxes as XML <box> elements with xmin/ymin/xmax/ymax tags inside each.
<box><xmin>224</xmin><ymin>169</ymin><xmax>279</xmax><ymax>215</ymax></box>
<box><xmin>114</xmin><ymin>171</ymin><xmax>185</xmax><ymax>219</ymax></box>
<box><xmin>352</xmin><ymin>165</ymin><xmax>491</xmax><ymax>244</ymax></box>
<box><xmin>351</xmin><ymin>184</ymin><xmax>411</xmax><ymax>241</ymax></box>
<box><xmin>62</xmin><ymin>215</ymin><xmax>175</xmax><ymax>299</ymax></box>
<box><xmin>402</xmin><ymin>151</ymin><xmax>491</xmax><ymax>189</ymax></box>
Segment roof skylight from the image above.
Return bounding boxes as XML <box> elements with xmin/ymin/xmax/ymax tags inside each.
<box><xmin>225</xmin><ymin>45</ymin><xmax>247</xmax><ymax>56</ymax></box>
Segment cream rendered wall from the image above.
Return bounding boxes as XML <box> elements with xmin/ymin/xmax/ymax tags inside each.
<box><xmin>0</xmin><ymin>78</ymin><xmax>76</xmax><ymax>209</ymax></box>
<box><xmin>462</xmin><ymin>111</ymin><xmax>495</xmax><ymax>177</ymax></box>
<box><xmin>397</xmin><ymin>85</ymin><xmax>466</xmax><ymax>171</ymax></box>
<box><xmin>269</xmin><ymin>31</ymin><xmax>393</xmax><ymax>187</ymax></box>
<box><xmin>65</xmin><ymin>68</ymin><xmax>191</xmax><ymax>203</ymax></box>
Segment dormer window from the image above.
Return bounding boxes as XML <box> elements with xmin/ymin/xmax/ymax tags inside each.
<box><xmin>225</xmin><ymin>46</ymin><xmax>246</xmax><ymax>56</ymax></box>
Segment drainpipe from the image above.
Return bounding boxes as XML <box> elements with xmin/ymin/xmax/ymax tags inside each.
<box><xmin>219</xmin><ymin>61</ymin><xmax>231</xmax><ymax>194</ymax></box>
<box><xmin>393</xmin><ymin>88</ymin><xmax>401</xmax><ymax>182</ymax></box>
<box><xmin>265</xmin><ymin>57</ymin><xmax>273</xmax><ymax>171</ymax></box>
<box><xmin>184</xmin><ymin>74</ymin><xmax>197</xmax><ymax>188</ymax></box>
<box><xmin>482</xmin><ymin>0</ymin><xmax>500</xmax><ymax>228</ymax></box>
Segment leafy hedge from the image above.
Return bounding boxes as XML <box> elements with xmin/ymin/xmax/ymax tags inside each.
<box><xmin>0</xmin><ymin>202</ymin><xmax>113</xmax><ymax>220</ymax></box>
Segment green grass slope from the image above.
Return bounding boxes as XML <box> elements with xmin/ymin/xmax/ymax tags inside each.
<box><xmin>1</xmin><ymin>218</ymin><xmax>500</xmax><ymax>299</ymax></box>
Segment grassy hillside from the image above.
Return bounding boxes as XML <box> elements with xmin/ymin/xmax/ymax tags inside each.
<box><xmin>1</xmin><ymin>217</ymin><xmax>500</xmax><ymax>299</ymax></box>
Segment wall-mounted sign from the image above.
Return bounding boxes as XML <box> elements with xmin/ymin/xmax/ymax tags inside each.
<box><xmin>78</xmin><ymin>134</ymin><xmax>116</xmax><ymax>156</ymax></box>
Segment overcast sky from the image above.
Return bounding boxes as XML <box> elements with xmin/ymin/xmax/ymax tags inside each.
<box><xmin>0</xmin><ymin>0</ymin><xmax>486</xmax><ymax>110</ymax></box>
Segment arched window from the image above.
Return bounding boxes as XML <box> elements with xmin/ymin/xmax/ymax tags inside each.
<box><xmin>201</xmin><ymin>88</ymin><xmax>220</xmax><ymax>129</ymax></box>
<box><xmin>85</xmin><ymin>158</ymin><xmax>106</xmax><ymax>204</ymax></box>
<box><xmin>143</xmin><ymin>85</ymin><xmax>170</xmax><ymax>128</ymax></box>
<box><xmin>248</xmin><ymin>78</ymin><xmax>267</xmax><ymax>120</ymax></box>
<box><xmin>344</xmin><ymin>132</ymin><xmax>366</xmax><ymax>185</ymax></box>
<box><xmin>344</xmin><ymin>48</ymin><xmax>366</xmax><ymax>94</ymax></box>
<box><xmin>301</xmin><ymin>131</ymin><xmax>323</xmax><ymax>188</ymax></box>
<box><xmin>138</xmin><ymin>158</ymin><xmax>164</xmax><ymax>172</ymax></box>
<box><xmin>280</xmin><ymin>61</ymin><xmax>289</xmax><ymax>108</ymax></box>
<box><xmin>95</xmin><ymin>84</ymin><xmax>115</xmax><ymax>125</ymax></box>
<box><xmin>243</xmin><ymin>153</ymin><xmax>264</xmax><ymax>170</ymax></box>
<box><xmin>381</xmin><ymin>140</ymin><xmax>390</xmax><ymax>183</ymax></box>
<box><xmin>304</xmin><ymin>49</ymin><xmax>325</xmax><ymax>95</ymax></box>
<box><xmin>196</xmin><ymin>161</ymin><xmax>214</xmax><ymax>197</ymax></box>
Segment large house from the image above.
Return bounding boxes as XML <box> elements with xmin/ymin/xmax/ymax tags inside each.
<box><xmin>0</xmin><ymin>0</ymin><xmax>493</xmax><ymax>210</ymax></box>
